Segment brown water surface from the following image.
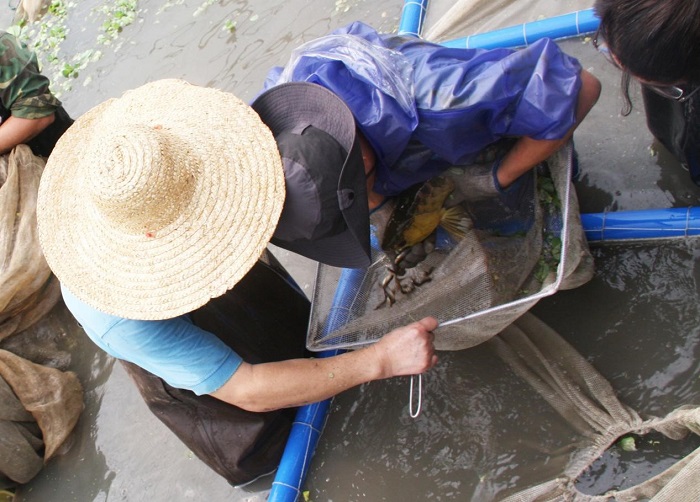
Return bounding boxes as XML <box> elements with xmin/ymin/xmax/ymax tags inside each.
<box><xmin>4</xmin><ymin>1</ymin><xmax>700</xmax><ymax>501</ymax></box>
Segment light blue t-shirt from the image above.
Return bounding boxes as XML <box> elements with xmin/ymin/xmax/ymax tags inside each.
<box><xmin>61</xmin><ymin>285</ymin><xmax>243</xmax><ymax>396</ymax></box>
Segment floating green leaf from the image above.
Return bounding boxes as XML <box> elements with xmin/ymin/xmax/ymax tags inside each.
<box><xmin>619</xmin><ymin>436</ymin><xmax>637</xmax><ymax>452</ymax></box>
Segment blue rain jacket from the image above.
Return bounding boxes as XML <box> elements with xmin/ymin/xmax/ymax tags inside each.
<box><xmin>264</xmin><ymin>22</ymin><xmax>582</xmax><ymax>196</ymax></box>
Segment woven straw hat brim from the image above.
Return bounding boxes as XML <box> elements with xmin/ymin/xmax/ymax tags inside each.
<box><xmin>37</xmin><ymin>79</ymin><xmax>285</xmax><ymax>320</ymax></box>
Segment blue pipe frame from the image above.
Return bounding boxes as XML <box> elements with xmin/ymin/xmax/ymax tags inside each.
<box><xmin>582</xmin><ymin>208</ymin><xmax>700</xmax><ymax>242</ymax></box>
<box><xmin>442</xmin><ymin>8</ymin><xmax>600</xmax><ymax>49</ymax></box>
<box><xmin>268</xmin><ymin>3</ymin><xmax>700</xmax><ymax>501</ymax></box>
<box><xmin>397</xmin><ymin>0</ymin><xmax>429</xmax><ymax>37</ymax></box>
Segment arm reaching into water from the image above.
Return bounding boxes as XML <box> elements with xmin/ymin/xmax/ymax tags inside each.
<box><xmin>211</xmin><ymin>316</ymin><xmax>439</xmax><ymax>412</ymax></box>
<box><xmin>495</xmin><ymin>69</ymin><xmax>602</xmax><ymax>188</ymax></box>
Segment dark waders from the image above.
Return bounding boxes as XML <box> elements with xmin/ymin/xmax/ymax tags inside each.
<box><xmin>121</xmin><ymin>253</ymin><xmax>310</xmax><ymax>486</ymax></box>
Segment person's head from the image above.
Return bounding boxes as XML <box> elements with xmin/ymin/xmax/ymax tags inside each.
<box><xmin>594</xmin><ymin>0</ymin><xmax>700</xmax><ymax>112</ymax></box>
<box><xmin>36</xmin><ymin>79</ymin><xmax>370</xmax><ymax>321</ymax></box>
<box><xmin>252</xmin><ymin>82</ymin><xmax>371</xmax><ymax>268</ymax></box>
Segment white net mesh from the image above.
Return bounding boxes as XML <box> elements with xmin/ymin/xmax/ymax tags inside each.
<box><xmin>304</xmin><ymin>2</ymin><xmax>700</xmax><ymax>500</ymax></box>
<box><xmin>307</xmin><ymin>142</ymin><xmax>594</xmax><ymax>351</ymax></box>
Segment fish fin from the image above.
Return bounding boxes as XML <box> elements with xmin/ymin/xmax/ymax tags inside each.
<box><xmin>440</xmin><ymin>206</ymin><xmax>471</xmax><ymax>240</ymax></box>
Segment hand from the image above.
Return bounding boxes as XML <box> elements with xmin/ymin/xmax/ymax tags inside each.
<box><xmin>444</xmin><ymin>159</ymin><xmax>534</xmax><ymax>212</ymax></box>
<box><xmin>372</xmin><ymin>317</ymin><xmax>438</xmax><ymax>378</ymax></box>
<box><xmin>444</xmin><ymin>155</ymin><xmax>509</xmax><ymax>203</ymax></box>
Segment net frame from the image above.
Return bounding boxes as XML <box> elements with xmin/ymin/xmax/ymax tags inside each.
<box><xmin>307</xmin><ymin>142</ymin><xmax>589</xmax><ymax>352</ymax></box>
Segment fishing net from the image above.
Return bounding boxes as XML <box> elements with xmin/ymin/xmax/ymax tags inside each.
<box><xmin>422</xmin><ymin>0</ymin><xmax>594</xmax><ymax>43</ymax></box>
<box><xmin>493</xmin><ymin>313</ymin><xmax>700</xmax><ymax>502</ymax></box>
<box><xmin>0</xmin><ymin>349</ymin><xmax>83</xmax><ymax>488</ymax></box>
<box><xmin>0</xmin><ymin>145</ymin><xmax>61</xmax><ymax>342</ymax></box>
<box><xmin>305</xmin><ymin>3</ymin><xmax>700</xmax><ymax>500</ymax></box>
<box><xmin>0</xmin><ymin>145</ymin><xmax>83</xmax><ymax>489</ymax></box>
<box><xmin>307</xmin><ymin>142</ymin><xmax>594</xmax><ymax>351</ymax></box>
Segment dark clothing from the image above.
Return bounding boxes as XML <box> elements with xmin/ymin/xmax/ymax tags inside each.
<box><xmin>0</xmin><ymin>104</ymin><xmax>74</xmax><ymax>157</ymax></box>
<box><xmin>121</xmin><ymin>257</ymin><xmax>311</xmax><ymax>486</ymax></box>
<box><xmin>643</xmin><ymin>87</ymin><xmax>700</xmax><ymax>185</ymax></box>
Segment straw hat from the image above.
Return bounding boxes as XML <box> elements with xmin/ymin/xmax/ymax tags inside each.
<box><xmin>37</xmin><ymin>79</ymin><xmax>285</xmax><ymax>320</ymax></box>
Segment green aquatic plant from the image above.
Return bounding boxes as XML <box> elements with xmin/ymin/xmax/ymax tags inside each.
<box><xmin>47</xmin><ymin>0</ymin><xmax>68</xmax><ymax>17</ymax></box>
<box><xmin>223</xmin><ymin>19</ymin><xmax>236</xmax><ymax>33</ymax></box>
<box><xmin>618</xmin><ymin>435</ymin><xmax>637</xmax><ymax>452</ymax></box>
<box><xmin>96</xmin><ymin>0</ymin><xmax>138</xmax><ymax>45</ymax></box>
<box><xmin>533</xmin><ymin>171</ymin><xmax>563</xmax><ymax>284</ymax></box>
<box><xmin>8</xmin><ymin>0</ymin><xmax>137</xmax><ymax>95</ymax></box>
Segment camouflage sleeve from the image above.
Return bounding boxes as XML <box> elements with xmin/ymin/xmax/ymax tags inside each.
<box><xmin>0</xmin><ymin>32</ymin><xmax>61</xmax><ymax>119</ymax></box>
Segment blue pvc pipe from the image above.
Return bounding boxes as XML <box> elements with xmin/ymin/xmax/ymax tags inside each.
<box><xmin>268</xmin><ymin>268</ymin><xmax>365</xmax><ymax>502</ymax></box>
<box><xmin>582</xmin><ymin>208</ymin><xmax>700</xmax><ymax>242</ymax></box>
<box><xmin>269</xmin><ymin>4</ymin><xmax>697</xmax><ymax>499</ymax></box>
<box><xmin>397</xmin><ymin>0</ymin><xmax>429</xmax><ymax>37</ymax></box>
<box><xmin>442</xmin><ymin>8</ymin><xmax>600</xmax><ymax>49</ymax></box>
<box><xmin>269</xmin><ymin>206</ymin><xmax>700</xmax><ymax>500</ymax></box>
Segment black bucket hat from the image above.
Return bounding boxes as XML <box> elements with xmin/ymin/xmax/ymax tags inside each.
<box><xmin>252</xmin><ymin>82</ymin><xmax>371</xmax><ymax>269</ymax></box>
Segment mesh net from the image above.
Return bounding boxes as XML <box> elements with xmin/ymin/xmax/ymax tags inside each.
<box><xmin>306</xmin><ymin>2</ymin><xmax>700</xmax><ymax>500</ymax></box>
<box><xmin>494</xmin><ymin>313</ymin><xmax>700</xmax><ymax>502</ymax></box>
<box><xmin>307</xmin><ymin>142</ymin><xmax>593</xmax><ymax>351</ymax></box>
<box><xmin>0</xmin><ymin>145</ymin><xmax>60</xmax><ymax>342</ymax></box>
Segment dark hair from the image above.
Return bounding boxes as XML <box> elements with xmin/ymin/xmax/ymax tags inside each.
<box><xmin>595</xmin><ymin>0</ymin><xmax>700</xmax><ymax>113</ymax></box>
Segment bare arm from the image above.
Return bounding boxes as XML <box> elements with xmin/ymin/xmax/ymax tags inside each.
<box><xmin>496</xmin><ymin>69</ymin><xmax>602</xmax><ymax>188</ymax></box>
<box><xmin>0</xmin><ymin>113</ymin><xmax>55</xmax><ymax>154</ymax></box>
<box><xmin>211</xmin><ymin>316</ymin><xmax>439</xmax><ymax>412</ymax></box>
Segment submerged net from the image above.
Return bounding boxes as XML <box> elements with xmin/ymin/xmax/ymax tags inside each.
<box><xmin>0</xmin><ymin>145</ymin><xmax>61</xmax><ymax>342</ymax></box>
<box><xmin>0</xmin><ymin>145</ymin><xmax>83</xmax><ymax>488</ymax></box>
<box><xmin>494</xmin><ymin>313</ymin><xmax>700</xmax><ymax>502</ymax></box>
<box><xmin>305</xmin><ymin>2</ymin><xmax>700</xmax><ymax>500</ymax></box>
<box><xmin>307</xmin><ymin>142</ymin><xmax>593</xmax><ymax>351</ymax></box>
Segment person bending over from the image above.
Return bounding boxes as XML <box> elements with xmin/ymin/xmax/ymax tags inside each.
<box><xmin>36</xmin><ymin>79</ymin><xmax>437</xmax><ymax>487</ymax></box>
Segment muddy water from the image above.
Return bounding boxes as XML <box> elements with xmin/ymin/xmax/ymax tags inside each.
<box><xmin>5</xmin><ymin>0</ymin><xmax>700</xmax><ymax>501</ymax></box>
<box><xmin>305</xmin><ymin>242</ymin><xmax>700</xmax><ymax>501</ymax></box>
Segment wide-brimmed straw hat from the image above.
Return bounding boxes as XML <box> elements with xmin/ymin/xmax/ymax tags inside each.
<box><xmin>37</xmin><ymin>79</ymin><xmax>285</xmax><ymax>320</ymax></box>
<box><xmin>252</xmin><ymin>82</ymin><xmax>371</xmax><ymax>269</ymax></box>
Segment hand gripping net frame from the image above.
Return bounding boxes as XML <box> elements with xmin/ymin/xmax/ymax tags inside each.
<box><xmin>306</xmin><ymin>142</ymin><xmax>593</xmax><ymax>352</ymax></box>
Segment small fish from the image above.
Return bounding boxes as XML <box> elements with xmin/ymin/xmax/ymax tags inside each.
<box><xmin>377</xmin><ymin>175</ymin><xmax>469</xmax><ymax>308</ymax></box>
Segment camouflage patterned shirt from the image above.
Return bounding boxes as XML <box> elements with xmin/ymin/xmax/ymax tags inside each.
<box><xmin>0</xmin><ymin>31</ymin><xmax>61</xmax><ymax>120</ymax></box>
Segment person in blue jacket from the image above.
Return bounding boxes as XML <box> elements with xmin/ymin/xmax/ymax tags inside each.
<box><xmin>37</xmin><ymin>79</ymin><xmax>437</xmax><ymax>487</ymax></box>
<box><xmin>260</xmin><ymin>22</ymin><xmax>601</xmax><ymax>211</ymax></box>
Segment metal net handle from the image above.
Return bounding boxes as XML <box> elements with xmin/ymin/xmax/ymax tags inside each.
<box><xmin>409</xmin><ymin>374</ymin><xmax>422</xmax><ymax>418</ymax></box>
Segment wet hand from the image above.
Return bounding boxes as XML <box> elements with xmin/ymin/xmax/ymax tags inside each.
<box><xmin>372</xmin><ymin>317</ymin><xmax>438</xmax><ymax>378</ymax></box>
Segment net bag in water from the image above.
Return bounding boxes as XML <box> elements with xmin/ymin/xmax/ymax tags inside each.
<box><xmin>306</xmin><ymin>141</ymin><xmax>593</xmax><ymax>351</ymax></box>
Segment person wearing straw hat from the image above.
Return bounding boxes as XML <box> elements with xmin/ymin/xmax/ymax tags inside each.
<box><xmin>260</xmin><ymin>21</ymin><xmax>601</xmax><ymax>266</ymax></box>
<box><xmin>36</xmin><ymin>78</ymin><xmax>438</xmax><ymax>486</ymax></box>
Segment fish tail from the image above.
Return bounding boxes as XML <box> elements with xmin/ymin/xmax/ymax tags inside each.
<box><xmin>439</xmin><ymin>206</ymin><xmax>471</xmax><ymax>240</ymax></box>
